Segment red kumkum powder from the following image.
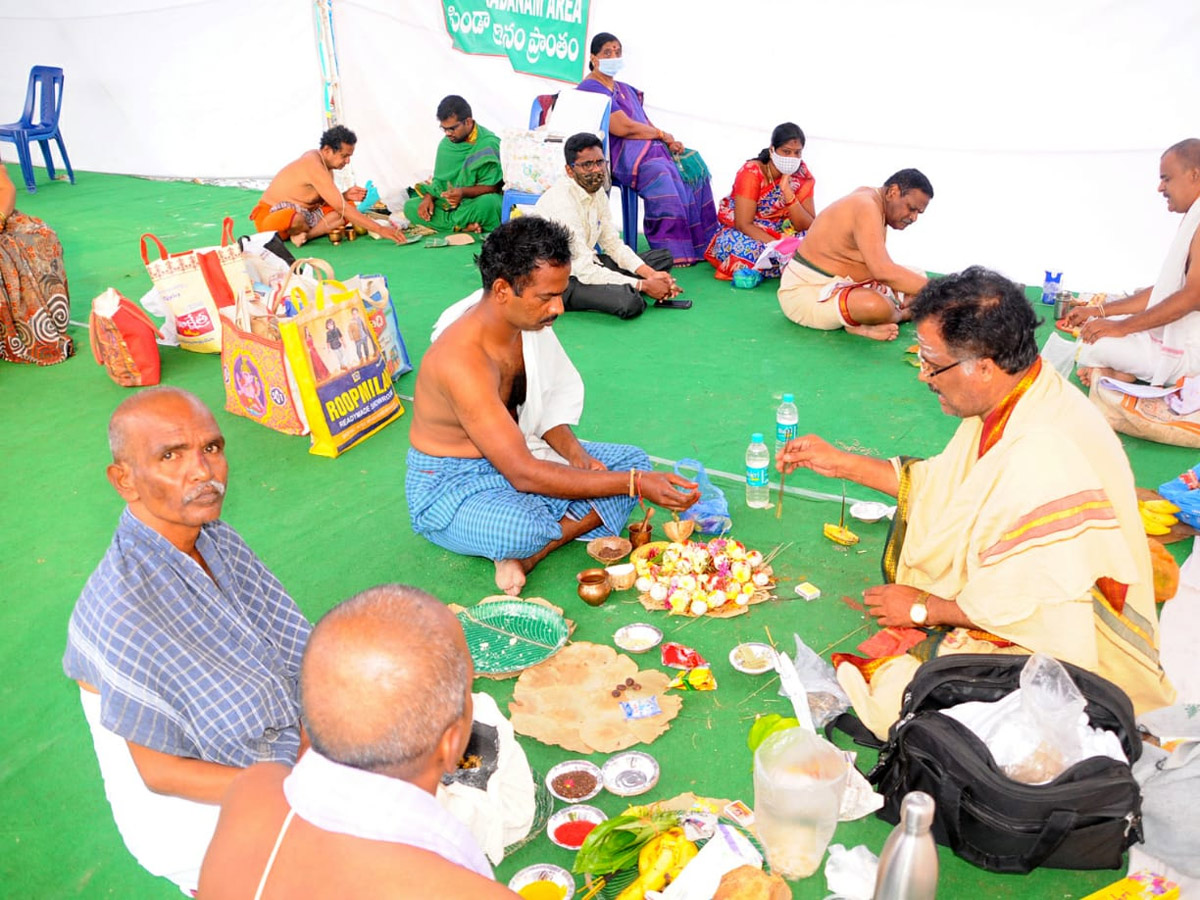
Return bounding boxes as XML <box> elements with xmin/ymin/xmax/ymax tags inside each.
<box><xmin>553</xmin><ymin>819</ymin><xmax>597</xmax><ymax>847</ymax></box>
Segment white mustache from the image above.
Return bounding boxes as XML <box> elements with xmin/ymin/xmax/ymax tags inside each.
<box><xmin>184</xmin><ymin>480</ymin><xmax>227</xmax><ymax>503</ymax></box>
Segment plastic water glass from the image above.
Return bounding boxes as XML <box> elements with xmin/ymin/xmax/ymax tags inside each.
<box><xmin>752</xmin><ymin>728</ymin><xmax>848</xmax><ymax>879</ymax></box>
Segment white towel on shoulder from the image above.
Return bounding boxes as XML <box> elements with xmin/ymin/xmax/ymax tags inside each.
<box><xmin>1150</xmin><ymin>196</ymin><xmax>1200</xmax><ymax>385</ymax></box>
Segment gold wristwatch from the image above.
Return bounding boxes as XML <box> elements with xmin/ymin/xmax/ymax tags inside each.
<box><xmin>909</xmin><ymin>591</ymin><xmax>929</xmax><ymax>625</ymax></box>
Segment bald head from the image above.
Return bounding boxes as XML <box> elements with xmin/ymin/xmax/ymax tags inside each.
<box><xmin>108</xmin><ymin>386</ymin><xmax>213</xmax><ymax>464</ymax></box>
<box><xmin>1165</xmin><ymin>138</ymin><xmax>1200</xmax><ymax>171</ymax></box>
<box><xmin>302</xmin><ymin>585</ymin><xmax>472</xmax><ymax>775</ymax></box>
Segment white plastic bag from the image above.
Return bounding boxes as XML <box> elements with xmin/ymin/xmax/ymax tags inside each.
<box><xmin>943</xmin><ymin>654</ymin><xmax>1126</xmax><ymax>784</ymax></box>
<box><xmin>778</xmin><ymin>634</ymin><xmax>852</xmax><ymax>729</ymax></box>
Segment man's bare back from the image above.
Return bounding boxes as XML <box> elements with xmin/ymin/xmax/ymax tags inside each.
<box><xmin>410</xmin><ymin>303</ymin><xmax>521</xmax><ymax>459</ymax></box>
<box><xmin>260</xmin><ymin>150</ymin><xmax>331</xmax><ymax>211</ymax></box>
<box><xmin>798</xmin><ymin>186</ymin><xmax>886</xmax><ymax>283</ymax></box>
<box><xmin>798</xmin><ymin>183</ymin><xmax>928</xmax><ymax>297</ymax></box>
<box><xmin>197</xmin><ymin>765</ymin><xmax>520</xmax><ymax>900</ymax></box>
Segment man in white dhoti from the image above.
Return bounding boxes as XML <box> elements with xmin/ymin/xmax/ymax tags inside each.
<box><xmin>1072</xmin><ymin>139</ymin><xmax>1200</xmax><ymax>386</ymax></box>
<box><xmin>405</xmin><ymin>218</ymin><xmax>698</xmax><ymax>595</ymax></box>
<box><xmin>779</xmin><ymin>267</ymin><xmax>1174</xmax><ymax>739</ymax></box>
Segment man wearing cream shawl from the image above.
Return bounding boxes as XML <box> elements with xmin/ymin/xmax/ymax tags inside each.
<box><xmin>779</xmin><ymin>267</ymin><xmax>1175</xmax><ymax>740</ymax></box>
<box><xmin>406</xmin><ymin>218</ymin><xmax>699</xmax><ymax>595</ymax></box>
<box><xmin>1072</xmin><ymin>139</ymin><xmax>1200</xmax><ymax>386</ymax></box>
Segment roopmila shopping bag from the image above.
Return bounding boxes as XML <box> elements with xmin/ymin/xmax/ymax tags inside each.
<box><xmin>220</xmin><ymin>293</ymin><xmax>308</xmax><ymax>436</ymax></box>
<box><xmin>279</xmin><ymin>272</ymin><xmax>403</xmax><ymax>457</ymax></box>
<box><xmin>140</xmin><ymin>217</ymin><xmax>253</xmax><ymax>353</ymax></box>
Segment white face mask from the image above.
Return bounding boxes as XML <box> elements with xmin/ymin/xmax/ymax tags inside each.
<box><xmin>597</xmin><ymin>57</ymin><xmax>625</xmax><ymax>77</ymax></box>
<box><xmin>771</xmin><ymin>149</ymin><xmax>802</xmax><ymax>176</ymax></box>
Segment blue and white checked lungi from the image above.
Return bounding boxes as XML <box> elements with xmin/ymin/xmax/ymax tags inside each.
<box><xmin>406</xmin><ymin>442</ymin><xmax>650</xmax><ymax>561</ymax></box>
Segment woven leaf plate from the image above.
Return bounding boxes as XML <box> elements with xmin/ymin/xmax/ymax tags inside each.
<box><xmin>457</xmin><ymin>601</ymin><xmax>569</xmax><ymax>675</ymax></box>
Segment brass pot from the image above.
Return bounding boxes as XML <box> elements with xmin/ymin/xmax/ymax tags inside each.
<box><xmin>628</xmin><ymin>522</ymin><xmax>653</xmax><ymax>549</ymax></box>
<box><xmin>576</xmin><ymin>568</ymin><xmax>612</xmax><ymax>607</ymax></box>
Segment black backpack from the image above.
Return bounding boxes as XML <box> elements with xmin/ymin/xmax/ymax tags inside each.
<box><xmin>848</xmin><ymin>654</ymin><xmax>1143</xmax><ymax>873</ymax></box>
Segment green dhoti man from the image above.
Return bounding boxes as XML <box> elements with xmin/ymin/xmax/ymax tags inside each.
<box><xmin>404</xmin><ymin>124</ymin><xmax>503</xmax><ymax>232</ymax></box>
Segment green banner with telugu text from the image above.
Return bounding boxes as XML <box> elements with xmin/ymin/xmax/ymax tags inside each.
<box><xmin>442</xmin><ymin>0</ymin><xmax>590</xmax><ymax>83</ymax></box>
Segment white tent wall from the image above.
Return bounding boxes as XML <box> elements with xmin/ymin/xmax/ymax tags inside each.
<box><xmin>2</xmin><ymin>1</ymin><xmax>1198</xmax><ymax>290</ymax></box>
<box><xmin>0</xmin><ymin>0</ymin><xmax>323</xmax><ymax>180</ymax></box>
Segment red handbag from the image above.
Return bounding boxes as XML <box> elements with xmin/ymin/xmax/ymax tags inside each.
<box><xmin>89</xmin><ymin>288</ymin><xmax>162</xmax><ymax>386</ymax></box>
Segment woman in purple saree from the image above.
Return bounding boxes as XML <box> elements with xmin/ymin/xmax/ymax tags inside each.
<box><xmin>577</xmin><ymin>32</ymin><xmax>717</xmax><ymax>266</ymax></box>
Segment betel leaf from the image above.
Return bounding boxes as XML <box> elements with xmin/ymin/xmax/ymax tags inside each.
<box><xmin>572</xmin><ymin>810</ymin><xmax>677</xmax><ymax>875</ymax></box>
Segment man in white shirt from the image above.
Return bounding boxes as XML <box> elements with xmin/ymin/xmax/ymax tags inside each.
<box><xmin>532</xmin><ymin>132</ymin><xmax>686</xmax><ymax>318</ymax></box>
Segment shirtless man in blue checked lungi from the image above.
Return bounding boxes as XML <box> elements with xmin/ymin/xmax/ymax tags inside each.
<box><xmin>407</xmin><ymin>217</ymin><xmax>699</xmax><ymax>595</ymax></box>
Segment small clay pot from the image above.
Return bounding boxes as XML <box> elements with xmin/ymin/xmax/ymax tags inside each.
<box><xmin>577</xmin><ymin>568</ymin><xmax>612</xmax><ymax>607</ymax></box>
<box><xmin>628</xmin><ymin>522</ymin><xmax>653</xmax><ymax>549</ymax></box>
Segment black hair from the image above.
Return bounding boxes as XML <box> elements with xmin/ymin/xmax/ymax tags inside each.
<box><xmin>436</xmin><ymin>95</ymin><xmax>472</xmax><ymax>122</ymax></box>
<box><xmin>564</xmin><ymin>131</ymin><xmax>604</xmax><ymax>166</ymax></box>
<box><xmin>910</xmin><ymin>266</ymin><xmax>1040</xmax><ymax>374</ymax></box>
<box><xmin>884</xmin><ymin>168</ymin><xmax>934</xmax><ymax>198</ymax></box>
<box><xmin>755</xmin><ymin>122</ymin><xmax>806</xmax><ymax>164</ymax></box>
<box><xmin>477</xmin><ymin>217</ymin><xmax>572</xmax><ymax>294</ymax></box>
<box><xmin>319</xmin><ymin>125</ymin><xmax>357</xmax><ymax>151</ymax></box>
<box><xmin>588</xmin><ymin>32</ymin><xmax>619</xmax><ymax>70</ymax></box>
<box><xmin>1165</xmin><ymin>138</ymin><xmax>1200</xmax><ymax>170</ymax></box>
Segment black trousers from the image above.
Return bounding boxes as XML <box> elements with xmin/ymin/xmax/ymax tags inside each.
<box><xmin>562</xmin><ymin>248</ymin><xmax>674</xmax><ymax>319</ymax></box>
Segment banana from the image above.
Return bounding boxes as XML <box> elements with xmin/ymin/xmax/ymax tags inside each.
<box><xmin>1139</xmin><ymin>505</ymin><xmax>1178</xmax><ymax>531</ymax></box>
<box><xmin>823</xmin><ymin>523</ymin><xmax>860</xmax><ymax>546</ymax></box>
<box><xmin>1142</xmin><ymin>499</ymin><xmax>1181</xmax><ymax>515</ymax></box>
<box><xmin>623</xmin><ymin>828</ymin><xmax>697</xmax><ymax>900</ymax></box>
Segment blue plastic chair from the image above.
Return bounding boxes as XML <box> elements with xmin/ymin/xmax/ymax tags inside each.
<box><xmin>0</xmin><ymin>66</ymin><xmax>75</xmax><ymax>194</ymax></box>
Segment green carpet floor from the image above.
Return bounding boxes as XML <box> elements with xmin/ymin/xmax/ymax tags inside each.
<box><xmin>2</xmin><ymin>166</ymin><xmax>1192</xmax><ymax>898</ymax></box>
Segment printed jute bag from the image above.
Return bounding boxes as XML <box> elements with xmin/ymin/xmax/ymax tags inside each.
<box><xmin>1090</xmin><ymin>382</ymin><xmax>1200</xmax><ymax>449</ymax></box>
<box><xmin>278</xmin><ymin>261</ymin><xmax>403</xmax><ymax>458</ymax></box>
<box><xmin>343</xmin><ymin>274</ymin><xmax>412</xmax><ymax>380</ymax></box>
<box><xmin>140</xmin><ymin>217</ymin><xmax>253</xmax><ymax>353</ymax></box>
<box><xmin>220</xmin><ymin>292</ymin><xmax>308</xmax><ymax>436</ymax></box>
<box><xmin>89</xmin><ymin>288</ymin><xmax>162</xmax><ymax>387</ymax></box>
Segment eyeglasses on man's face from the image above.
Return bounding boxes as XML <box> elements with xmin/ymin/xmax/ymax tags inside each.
<box><xmin>916</xmin><ymin>352</ymin><xmax>973</xmax><ymax>378</ymax></box>
<box><xmin>571</xmin><ymin>159</ymin><xmax>607</xmax><ymax>172</ymax></box>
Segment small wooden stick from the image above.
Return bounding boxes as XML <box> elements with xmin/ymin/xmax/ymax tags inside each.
<box><xmin>775</xmin><ymin>469</ymin><xmax>787</xmax><ymax>519</ymax></box>
<box><xmin>764</xmin><ymin>625</ymin><xmax>776</xmax><ymax>648</ymax></box>
<box><xmin>580</xmin><ymin>876</ymin><xmax>607</xmax><ymax>900</ymax></box>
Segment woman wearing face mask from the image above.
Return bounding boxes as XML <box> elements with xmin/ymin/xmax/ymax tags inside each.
<box><xmin>577</xmin><ymin>32</ymin><xmax>718</xmax><ymax>266</ymax></box>
<box><xmin>704</xmin><ymin>123</ymin><xmax>816</xmax><ymax>281</ymax></box>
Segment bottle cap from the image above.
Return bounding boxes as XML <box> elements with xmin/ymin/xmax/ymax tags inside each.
<box><xmin>751</xmin><ymin>433</ymin><xmax>764</xmax><ymax>443</ymax></box>
<box><xmin>782</xmin><ymin>393</ymin><xmax>794</xmax><ymax>403</ymax></box>
<box><xmin>899</xmin><ymin>790</ymin><xmax>936</xmax><ymax>834</ymax></box>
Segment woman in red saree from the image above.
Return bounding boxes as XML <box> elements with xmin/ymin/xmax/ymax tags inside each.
<box><xmin>705</xmin><ymin>123</ymin><xmax>816</xmax><ymax>280</ymax></box>
<box><xmin>0</xmin><ymin>161</ymin><xmax>72</xmax><ymax>364</ymax></box>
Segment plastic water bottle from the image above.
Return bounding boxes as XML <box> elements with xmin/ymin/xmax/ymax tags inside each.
<box><xmin>746</xmin><ymin>433</ymin><xmax>771</xmax><ymax>509</ymax></box>
<box><xmin>873</xmin><ymin>791</ymin><xmax>938</xmax><ymax>900</ymax></box>
<box><xmin>1042</xmin><ymin>270</ymin><xmax>1062</xmax><ymax>306</ymax></box>
<box><xmin>775</xmin><ymin>393</ymin><xmax>799</xmax><ymax>457</ymax></box>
